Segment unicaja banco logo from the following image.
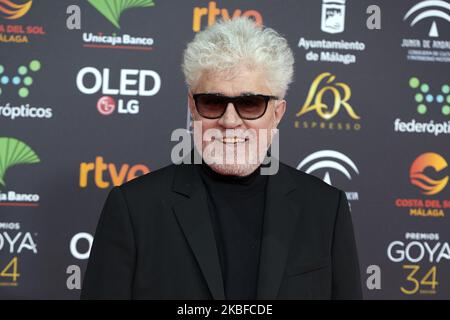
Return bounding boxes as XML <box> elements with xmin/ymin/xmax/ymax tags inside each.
<box><xmin>410</xmin><ymin>152</ymin><xmax>448</xmax><ymax>195</ymax></box>
<box><xmin>403</xmin><ymin>0</ymin><xmax>450</xmax><ymax>37</ymax></box>
<box><xmin>88</xmin><ymin>0</ymin><xmax>155</xmax><ymax>28</ymax></box>
<box><xmin>0</xmin><ymin>59</ymin><xmax>41</xmax><ymax>98</ymax></box>
<box><xmin>409</xmin><ymin>77</ymin><xmax>450</xmax><ymax>116</ymax></box>
<box><xmin>321</xmin><ymin>0</ymin><xmax>346</xmax><ymax>34</ymax></box>
<box><xmin>0</xmin><ymin>0</ymin><xmax>32</xmax><ymax>20</ymax></box>
<box><xmin>0</xmin><ymin>137</ymin><xmax>40</xmax><ymax>188</ymax></box>
<box><xmin>296</xmin><ymin>72</ymin><xmax>360</xmax><ymax>121</ymax></box>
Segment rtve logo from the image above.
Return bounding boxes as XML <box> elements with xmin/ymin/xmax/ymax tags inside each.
<box><xmin>79</xmin><ymin>156</ymin><xmax>150</xmax><ymax>188</ymax></box>
<box><xmin>192</xmin><ymin>1</ymin><xmax>262</xmax><ymax>32</ymax></box>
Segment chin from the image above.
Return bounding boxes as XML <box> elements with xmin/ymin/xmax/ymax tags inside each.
<box><xmin>200</xmin><ymin>143</ymin><xmax>268</xmax><ymax>177</ymax></box>
<box><xmin>207</xmin><ymin>162</ymin><xmax>261</xmax><ymax>177</ymax></box>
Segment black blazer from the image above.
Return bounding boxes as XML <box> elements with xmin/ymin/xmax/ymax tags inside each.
<box><xmin>81</xmin><ymin>154</ymin><xmax>362</xmax><ymax>300</ymax></box>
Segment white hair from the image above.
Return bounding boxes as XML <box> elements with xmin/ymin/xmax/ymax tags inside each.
<box><xmin>182</xmin><ymin>17</ymin><xmax>294</xmax><ymax>98</ymax></box>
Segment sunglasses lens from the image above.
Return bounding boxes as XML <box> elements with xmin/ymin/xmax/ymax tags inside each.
<box><xmin>195</xmin><ymin>95</ymin><xmax>227</xmax><ymax>118</ymax></box>
<box><xmin>194</xmin><ymin>94</ymin><xmax>270</xmax><ymax>119</ymax></box>
<box><xmin>235</xmin><ymin>96</ymin><xmax>267</xmax><ymax>119</ymax></box>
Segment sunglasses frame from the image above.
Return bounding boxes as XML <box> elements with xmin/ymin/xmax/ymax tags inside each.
<box><xmin>192</xmin><ymin>93</ymin><xmax>279</xmax><ymax>120</ymax></box>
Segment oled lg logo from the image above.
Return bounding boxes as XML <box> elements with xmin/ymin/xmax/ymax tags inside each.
<box><xmin>76</xmin><ymin>66</ymin><xmax>161</xmax><ymax>115</ymax></box>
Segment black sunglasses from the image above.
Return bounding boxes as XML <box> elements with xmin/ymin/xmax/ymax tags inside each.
<box><xmin>192</xmin><ymin>93</ymin><xmax>279</xmax><ymax>120</ymax></box>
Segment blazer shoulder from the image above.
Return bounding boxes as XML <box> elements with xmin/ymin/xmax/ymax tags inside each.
<box><xmin>280</xmin><ymin>161</ymin><xmax>342</xmax><ymax>198</ymax></box>
<box><xmin>118</xmin><ymin>162</ymin><xmax>177</xmax><ymax>195</ymax></box>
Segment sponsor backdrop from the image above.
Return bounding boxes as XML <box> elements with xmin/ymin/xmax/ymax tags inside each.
<box><xmin>0</xmin><ymin>0</ymin><xmax>449</xmax><ymax>299</ymax></box>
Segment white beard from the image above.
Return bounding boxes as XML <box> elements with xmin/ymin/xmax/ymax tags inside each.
<box><xmin>193</xmin><ymin>127</ymin><xmax>274</xmax><ymax>177</ymax></box>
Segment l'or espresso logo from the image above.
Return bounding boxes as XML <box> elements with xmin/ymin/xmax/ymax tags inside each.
<box><xmin>394</xmin><ymin>77</ymin><xmax>450</xmax><ymax>136</ymax></box>
<box><xmin>401</xmin><ymin>0</ymin><xmax>450</xmax><ymax>63</ymax></box>
<box><xmin>387</xmin><ymin>232</ymin><xmax>450</xmax><ymax>295</ymax></box>
<box><xmin>83</xmin><ymin>0</ymin><xmax>155</xmax><ymax>51</ymax></box>
<box><xmin>294</xmin><ymin>72</ymin><xmax>361</xmax><ymax>131</ymax></box>
<box><xmin>0</xmin><ymin>137</ymin><xmax>40</xmax><ymax>207</ymax></box>
<box><xmin>76</xmin><ymin>66</ymin><xmax>161</xmax><ymax>115</ymax></box>
<box><xmin>395</xmin><ymin>152</ymin><xmax>450</xmax><ymax>218</ymax></box>
<box><xmin>79</xmin><ymin>156</ymin><xmax>150</xmax><ymax>189</ymax></box>
<box><xmin>0</xmin><ymin>0</ymin><xmax>46</xmax><ymax>44</ymax></box>
<box><xmin>0</xmin><ymin>222</ymin><xmax>38</xmax><ymax>287</ymax></box>
<box><xmin>192</xmin><ymin>1</ymin><xmax>262</xmax><ymax>32</ymax></box>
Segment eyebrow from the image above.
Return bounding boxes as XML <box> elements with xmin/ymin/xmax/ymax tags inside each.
<box><xmin>205</xmin><ymin>91</ymin><xmax>259</xmax><ymax>97</ymax></box>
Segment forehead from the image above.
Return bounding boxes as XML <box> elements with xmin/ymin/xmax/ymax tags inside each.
<box><xmin>194</xmin><ymin>68</ymin><xmax>272</xmax><ymax>96</ymax></box>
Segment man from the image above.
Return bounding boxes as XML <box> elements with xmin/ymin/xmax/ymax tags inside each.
<box><xmin>81</xmin><ymin>17</ymin><xmax>362</xmax><ymax>300</ymax></box>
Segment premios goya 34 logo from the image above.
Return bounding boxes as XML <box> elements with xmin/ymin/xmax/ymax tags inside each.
<box><xmin>0</xmin><ymin>137</ymin><xmax>40</xmax><ymax>206</ymax></box>
<box><xmin>294</xmin><ymin>72</ymin><xmax>361</xmax><ymax>131</ymax></box>
<box><xmin>387</xmin><ymin>232</ymin><xmax>450</xmax><ymax>296</ymax></box>
<box><xmin>84</xmin><ymin>0</ymin><xmax>155</xmax><ymax>51</ymax></box>
<box><xmin>76</xmin><ymin>66</ymin><xmax>161</xmax><ymax>115</ymax></box>
<box><xmin>0</xmin><ymin>0</ymin><xmax>46</xmax><ymax>44</ymax></box>
<box><xmin>395</xmin><ymin>152</ymin><xmax>450</xmax><ymax>218</ymax></box>
<box><xmin>0</xmin><ymin>221</ymin><xmax>38</xmax><ymax>287</ymax></box>
<box><xmin>394</xmin><ymin>77</ymin><xmax>450</xmax><ymax>136</ymax></box>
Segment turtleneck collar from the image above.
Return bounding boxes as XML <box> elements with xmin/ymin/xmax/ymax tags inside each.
<box><xmin>197</xmin><ymin>159</ymin><xmax>265</xmax><ymax>185</ymax></box>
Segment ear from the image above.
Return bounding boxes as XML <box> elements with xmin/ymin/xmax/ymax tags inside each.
<box><xmin>187</xmin><ymin>91</ymin><xmax>196</xmax><ymax>117</ymax></box>
<box><xmin>273</xmin><ymin>99</ymin><xmax>286</xmax><ymax>126</ymax></box>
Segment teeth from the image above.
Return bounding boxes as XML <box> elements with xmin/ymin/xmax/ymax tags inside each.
<box><xmin>221</xmin><ymin>136</ymin><xmax>246</xmax><ymax>144</ymax></box>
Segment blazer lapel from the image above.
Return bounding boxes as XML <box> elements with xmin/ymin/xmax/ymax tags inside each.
<box><xmin>170</xmin><ymin>150</ymin><xmax>301</xmax><ymax>300</ymax></box>
<box><xmin>171</xmin><ymin>160</ymin><xmax>226</xmax><ymax>300</ymax></box>
<box><xmin>256</xmin><ymin>162</ymin><xmax>300</xmax><ymax>299</ymax></box>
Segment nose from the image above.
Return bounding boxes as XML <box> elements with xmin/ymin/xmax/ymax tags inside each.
<box><xmin>217</xmin><ymin>102</ymin><xmax>244</xmax><ymax>128</ymax></box>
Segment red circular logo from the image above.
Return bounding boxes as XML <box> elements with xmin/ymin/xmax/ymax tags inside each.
<box><xmin>97</xmin><ymin>96</ymin><xmax>116</xmax><ymax>115</ymax></box>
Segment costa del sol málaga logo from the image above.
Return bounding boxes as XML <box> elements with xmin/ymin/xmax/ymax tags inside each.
<box><xmin>0</xmin><ymin>0</ymin><xmax>32</xmax><ymax>20</ymax></box>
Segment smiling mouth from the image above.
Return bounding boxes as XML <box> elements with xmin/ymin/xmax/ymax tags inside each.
<box><xmin>218</xmin><ymin>136</ymin><xmax>249</xmax><ymax>144</ymax></box>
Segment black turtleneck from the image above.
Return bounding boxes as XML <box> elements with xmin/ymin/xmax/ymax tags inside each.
<box><xmin>196</xmin><ymin>161</ymin><xmax>268</xmax><ymax>300</ymax></box>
